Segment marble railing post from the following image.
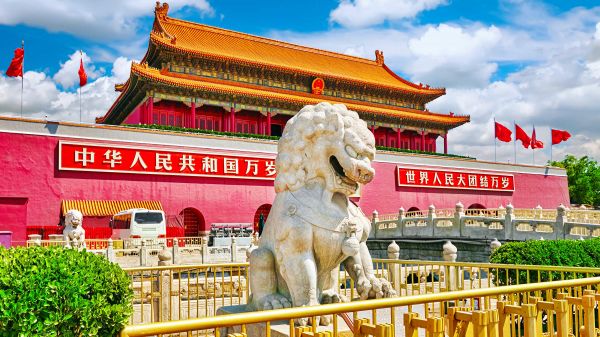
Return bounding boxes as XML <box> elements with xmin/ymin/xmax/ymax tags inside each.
<box><xmin>455</xmin><ymin>202</ymin><xmax>464</xmax><ymax>236</ymax></box>
<box><xmin>398</xmin><ymin>207</ymin><xmax>405</xmax><ymax>236</ymax></box>
<box><xmin>428</xmin><ymin>204</ymin><xmax>436</xmax><ymax>226</ymax></box>
<box><xmin>505</xmin><ymin>204</ymin><xmax>515</xmax><ymax>239</ymax></box>
<box><xmin>443</xmin><ymin>241</ymin><xmax>459</xmax><ymax>291</ymax></box>
<box><xmin>372</xmin><ymin>210</ymin><xmax>379</xmax><ymax>238</ymax></box>
<box><xmin>140</xmin><ymin>240</ymin><xmax>148</xmax><ymax>267</ymax></box>
<box><xmin>387</xmin><ymin>241</ymin><xmax>400</xmax><ymax>291</ymax></box>
<box><xmin>106</xmin><ymin>238</ymin><xmax>115</xmax><ymax>263</ymax></box>
<box><xmin>201</xmin><ymin>236</ymin><xmax>208</xmax><ymax>264</ymax></box>
<box><xmin>490</xmin><ymin>238</ymin><xmax>501</xmax><ymax>261</ymax></box>
<box><xmin>172</xmin><ymin>238</ymin><xmax>181</xmax><ymax>265</ymax></box>
<box><xmin>231</xmin><ymin>237</ymin><xmax>237</xmax><ymax>262</ymax></box>
<box><xmin>556</xmin><ymin>204</ymin><xmax>566</xmax><ymax>239</ymax></box>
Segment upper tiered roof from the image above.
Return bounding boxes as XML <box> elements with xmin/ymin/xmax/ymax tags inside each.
<box><xmin>148</xmin><ymin>2</ymin><xmax>445</xmax><ymax>97</ymax></box>
<box><xmin>98</xmin><ymin>2</ymin><xmax>469</xmax><ymax>129</ymax></box>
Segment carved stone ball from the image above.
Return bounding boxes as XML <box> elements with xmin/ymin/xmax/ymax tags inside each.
<box><xmin>443</xmin><ymin>241</ymin><xmax>457</xmax><ymax>255</ymax></box>
<box><xmin>158</xmin><ymin>249</ymin><xmax>172</xmax><ymax>266</ymax></box>
<box><xmin>490</xmin><ymin>238</ymin><xmax>502</xmax><ymax>251</ymax></box>
<box><xmin>342</xmin><ymin>236</ymin><xmax>360</xmax><ymax>257</ymax></box>
<box><xmin>387</xmin><ymin>241</ymin><xmax>400</xmax><ymax>254</ymax></box>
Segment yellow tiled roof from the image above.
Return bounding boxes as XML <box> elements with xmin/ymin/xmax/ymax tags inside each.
<box><xmin>150</xmin><ymin>12</ymin><xmax>444</xmax><ymax>96</ymax></box>
<box><xmin>61</xmin><ymin>200</ymin><xmax>163</xmax><ymax>217</ymax></box>
<box><xmin>130</xmin><ymin>63</ymin><xmax>468</xmax><ymax>126</ymax></box>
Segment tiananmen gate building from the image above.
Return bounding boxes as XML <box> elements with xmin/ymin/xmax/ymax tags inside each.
<box><xmin>0</xmin><ymin>3</ymin><xmax>569</xmax><ymax>245</ymax></box>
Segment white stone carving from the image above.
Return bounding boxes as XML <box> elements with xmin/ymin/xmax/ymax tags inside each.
<box><xmin>63</xmin><ymin>209</ymin><xmax>86</xmax><ymax>250</ymax></box>
<box><xmin>248</xmin><ymin>102</ymin><xmax>395</xmax><ymax>325</ymax></box>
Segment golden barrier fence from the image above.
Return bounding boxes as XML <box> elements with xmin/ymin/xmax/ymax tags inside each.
<box><xmin>123</xmin><ymin>263</ymin><xmax>249</xmax><ymax>324</ymax></box>
<box><xmin>123</xmin><ymin>259</ymin><xmax>600</xmax><ymax>327</ymax></box>
<box><xmin>120</xmin><ymin>276</ymin><xmax>600</xmax><ymax>337</ymax></box>
<box><xmin>370</xmin><ymin>259</ymin><xmax>600</xmax><ymax>296</ymax></box>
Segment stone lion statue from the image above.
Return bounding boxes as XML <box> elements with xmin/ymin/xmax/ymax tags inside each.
<box><xmin>248</xmin><ymin>102</ymin><xmax>395</xmax><ymax>324</ymax></box>
<box><xmin>63</xmin><ymin>209</ymin><xmax>86</xmax><ymax>250</ymax></box>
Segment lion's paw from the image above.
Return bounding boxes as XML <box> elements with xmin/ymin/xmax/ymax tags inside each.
<box><xmin>259</xmin><ymin>294</ymin><xmax>292</xmax><ymax>310</ymax></box>
<box><xmin>367</xmin><ymin>277</ymin><xmax>396</xmax><ymax>299</ymax></box>
<box><xmin>320</xmin><ymin>290</ymin><xmax>348</xmax><ymax>304</ymax></box>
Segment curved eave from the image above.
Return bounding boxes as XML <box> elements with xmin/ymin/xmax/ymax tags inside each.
<box><xmin>131</xmin><ymin>64</ymin><xmax>468</xmax><ymax>128</ymax></box>
<box><xmin>96</xmin><ymin>76</ymin><xmax>146</xmax><ymax>125</ymax></box>
<box><xmin>149</xmin><ymin>34</ymin><xmax>446</xmax><ymax>99</ymax></box>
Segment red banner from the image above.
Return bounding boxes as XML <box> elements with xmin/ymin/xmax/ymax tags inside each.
<box><xmin>397</xmin><ymin>167</ymin><xmax>514</xmax><ymax>192</ymax></box>
<box><xmin>59</xmin><ymin>141</ymin><xmax>276</xmax><ymax>180</ymax></box>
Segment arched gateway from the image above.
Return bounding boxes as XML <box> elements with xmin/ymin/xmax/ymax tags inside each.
<box><xmin>180</xmin><ymin>208</ymin><xmax>206</xmax><ymax>237</ymax></box>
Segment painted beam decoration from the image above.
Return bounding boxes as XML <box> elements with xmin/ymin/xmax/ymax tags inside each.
<box><xmin>59</xmin><ymin>141</ymin><xmax>276</xmax><ymax>180</ymax></box>
<box><xmin>397</xmin><ymin>166</ymin><xmax>514</xmax><ymax>192</ymax></box>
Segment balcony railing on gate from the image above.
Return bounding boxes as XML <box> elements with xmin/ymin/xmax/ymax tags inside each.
<box><xmin>120</xmin><ymin>275</ymin><xmax>600</xmax><ymax>337</ymax></box>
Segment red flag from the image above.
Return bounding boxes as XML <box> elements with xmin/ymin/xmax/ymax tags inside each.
<box><xmin>551</xmin><ymin>129</ymin><xmax>571</xmax><ymax>145</ymax></box>
<box><xmin>531</xmin><ymin>127</ymin><xmax>544</xmax><ymax>149</ymax></box>
<box><xmin>78</xmin><ymin>58</ymin><xmax>87</xmax><ymax>87</ymax></box>
<box><xmin>6</xmin><ymin>47</ymin><xmax>24</xmax><ymax>77</ymax></box>
<box><xmin>515</xmin><ymin>124</ymin><xmax>531</xmax><ymax>148</ymax></box>
<box><xmin>494</xmin><ymin>121</ymin><xmax>512</xmax><ymax>142</ymax></box>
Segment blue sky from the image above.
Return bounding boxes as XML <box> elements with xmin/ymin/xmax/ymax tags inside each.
<box><xmin>1</xmin><ymin>0</ymin><xmax>600</xmax><ymax>164</ymax></box>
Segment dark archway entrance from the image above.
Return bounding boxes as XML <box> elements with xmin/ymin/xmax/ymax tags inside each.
<box><xmin>180</xmin><ymin>208</ymin><xmax>206</xmax><ymax>237</ymax></box>
<box><xmin>467</xmin><ymin>203</ymin><xmax>486</xmax><ymax>209</ymax></box>
<box><xmin>253</xmin><ymin>204</ymin><xmax>272</xmax><ymax>234</ymax></box>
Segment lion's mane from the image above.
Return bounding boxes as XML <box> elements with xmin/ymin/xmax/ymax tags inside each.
<box><xmin>274</xmin><ymin>102</ymin><xmax>368</xmax><ymax>193</ymax></box>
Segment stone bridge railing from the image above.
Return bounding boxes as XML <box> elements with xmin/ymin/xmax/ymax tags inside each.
<box><xmin>371</xmin><ymin>203</ymin><xmax>600</xmax><ymax>241</ymax></box>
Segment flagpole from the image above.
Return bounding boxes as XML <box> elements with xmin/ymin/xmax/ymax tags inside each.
<box><xmin>513</xmin><ymin>120</ymin><xmax>517</xmax><ymax>164</ymax></box>
<box><xmin>532</xmin><ymin>124</ymin><xmax>535</xmax><ymax>165</ymax></box>
<box><xmin>79</xmin><ymin>50</ymin><xmax>82</xmax><ymax>123</ymax></box>
<box><xmin>20</xmin><ymin>40</ymin><xmax>24</xmax><ymax>118</ymax></box>
<box><xmin>494</xmin><ymin>117</ymin><xmax>497</xmax><ymax>162</ymax></box>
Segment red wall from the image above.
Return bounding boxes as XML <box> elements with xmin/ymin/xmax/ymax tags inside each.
<box><xmin>359</xmin><ymin>161</ymin><xmax>569</xmax><ymax>215</ymax></box>
<box><xmin>0</xmin><ymin>129</ymin><xmax>570</xmax><ymax>243</ymax></box>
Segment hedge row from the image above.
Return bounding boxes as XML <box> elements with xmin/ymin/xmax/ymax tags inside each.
<box><xmin>489</xmin><ymin>238</ymin><xmax>600</xmax><ymax>285</ymax></box>
<box><xmin>0</xmin><ymin>246</ymin><xmax>133</xmax><ymax>336</ymax></box>
<box><xmin>125</xmin><ymin>124</ymin><xmax>473</xmax><ymax>159</ymax></box>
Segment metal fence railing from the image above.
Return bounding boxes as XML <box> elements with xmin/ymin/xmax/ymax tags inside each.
<box><xmin>120</xmin><ymin>275</ymin><xmax>600</xmax><ymax>337</ymax></box>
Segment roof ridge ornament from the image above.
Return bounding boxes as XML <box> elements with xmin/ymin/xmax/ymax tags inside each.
<box><xmin>155</xmin><ymin>2</ymin><xmax>169</xmax><ymax>20</ymax></box>
<box><xmin>375</xmin><ymin>50</ymin><xmax>384</xmax><ymax>65</ymax></box>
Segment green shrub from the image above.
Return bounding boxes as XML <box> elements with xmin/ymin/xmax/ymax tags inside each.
<box><xmin>0</xmin><ymin>246</ymin><xmax>133</xmax><ymax>336</ymax></box>
<box><xmin>489</xmin><ymin>239</ymin><xmax>600</xmax><ymax>286</ymax></box>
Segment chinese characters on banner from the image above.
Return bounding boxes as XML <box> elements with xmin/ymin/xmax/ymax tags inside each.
<box><xmin>397</xmin><ymin>167</ymin><xmax>514</xmax><ymax>192</ymax></box>
<box><xmin>59</xmin><ymin>141</ymin><xmax>277</xmax><ymax>180</ymax></box>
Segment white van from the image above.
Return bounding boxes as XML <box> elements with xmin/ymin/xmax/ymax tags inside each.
<box><xmin>110</xmin><ymin>208</ymin><xmax>166</xmax><ymax>241</ymax></box>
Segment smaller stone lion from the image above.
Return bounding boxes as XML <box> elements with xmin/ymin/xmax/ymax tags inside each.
<box><xmin>63</xmin><ymin>209</ymin><xmax>86</xmax><ymax>250</ymax></box>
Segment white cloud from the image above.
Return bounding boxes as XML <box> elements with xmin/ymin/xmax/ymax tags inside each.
<box><xmin>330</xmin><ymin>0</ymin><xmax>448</xmax><ymax>28</ymax></box>
<box><xmin>406</xmin><ymin>24</ymin><xmax>502</xmax><ymax>87</ymax></box>
<box><xmin>0</xmin><ymin>56</ymin><xmax>129</xmax><ymax>123</ymax></box>
<box><xmin>0</xmin><ymin>0</ymin><xmax>214</xmax><ymax>41</ymax></box>
<box><xmin>273</xmin><ymin>2</ymin><xmax>600</xmax><ymax>163</ymax></box>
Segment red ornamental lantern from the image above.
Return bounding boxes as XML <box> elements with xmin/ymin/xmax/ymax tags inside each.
<box><xmin>311</xmin><ymin>78</ymin><xmax>325</xmax><ymax>95</ymax></box>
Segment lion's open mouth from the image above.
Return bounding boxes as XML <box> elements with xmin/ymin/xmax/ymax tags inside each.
<box><xmin>329</xmin><ymin>156</ymin><xmax>359</xmax><ymax>190</ymax></box>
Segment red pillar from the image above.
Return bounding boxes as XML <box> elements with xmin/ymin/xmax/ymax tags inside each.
<box><xmin>397</xmin><ymin>129</ymin><xmax>402</xmax><ymax>149</ymax></box>
<box><xmin>370</xmin><ymin>123</ymin><xmax>375</xmax><ymax>134</ymax></box>
<box><xmin>147</xmin><ymin>97</ymin><xmax>154</xmax><ymax>125</ymax></box>
<box><xmin>267</xmin><ymin>112</ymin><xmax>272</xmax><ymax>136</ymax></box>
<box><xmin>443</xmin><ymin>133</ymin><xmax>448</xmax><ymax>154</ymax></box>
<box><xmin>230</xmin><ymin>107</ymin><xmax>236</xmax><ymax>133</ymax></box>
<box><xmin>258</xmin><ymin>114</ymin><xmax>263</xmax><ymax>135</ymax></box>
<box><xmin>190</xmin><ymin>102</ymin><xmax>196</xmax><ymax>129</ymax></box>
<box><xmin>421</xmin><ymin>130</ymin><xmax>425</xmax><ymax>151</ymax></box>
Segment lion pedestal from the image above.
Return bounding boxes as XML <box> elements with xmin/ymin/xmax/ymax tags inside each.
<box><xmin>220</xmin><ymin>103</ymin><xmax>395</xmax><ymax>333</ymax></box>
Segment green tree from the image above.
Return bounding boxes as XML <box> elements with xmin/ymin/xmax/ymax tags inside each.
<box><xmin>550</xmin><ymin>155</ymin><xmax>600</xmax><ymax>206</ymax></box>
